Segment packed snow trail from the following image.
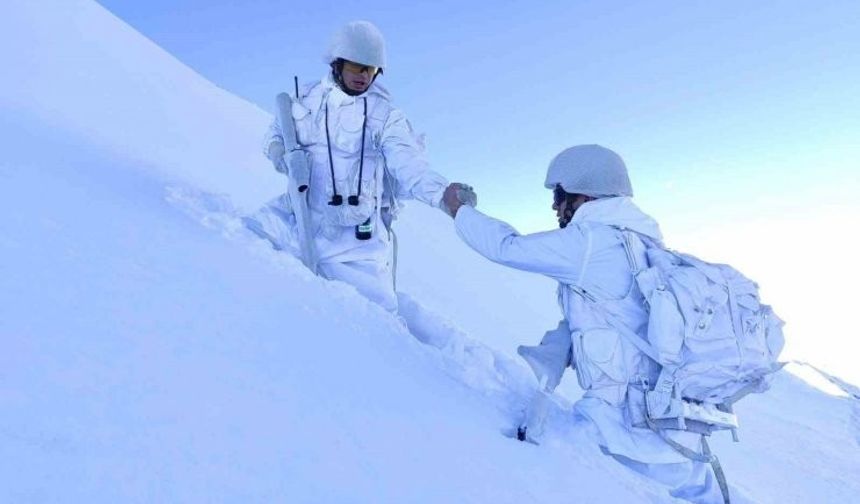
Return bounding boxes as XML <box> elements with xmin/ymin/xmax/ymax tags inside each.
<box><xmin>168</xmin><ymin>186</ymin><xmax>573</xmax><ymax>437</ymax></box>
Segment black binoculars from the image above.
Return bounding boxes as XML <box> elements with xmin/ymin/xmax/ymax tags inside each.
<box><xmin>328</xmin><ymin>195</ymin><xmax>372</xmax><ymax>240</ymax></box>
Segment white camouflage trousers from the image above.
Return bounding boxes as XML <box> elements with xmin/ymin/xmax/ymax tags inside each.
<box><xmin>243</xmin><ymin>197</ymin><xmax>398</xmax><ymax>313</ymax></box>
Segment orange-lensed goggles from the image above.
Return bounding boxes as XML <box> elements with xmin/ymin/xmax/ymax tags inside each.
<box><xmin>341</xmin><ymin>60</ymin><xmax>380</xmax><ymax>76</ymax></box>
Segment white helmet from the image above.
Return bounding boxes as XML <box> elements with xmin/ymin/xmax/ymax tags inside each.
<box><xmin>544</xmin><ymin>144</ymin><xmax>633</xmax><ymax>198</ymax></box>
<box><xmin>325</xmin><ymin>21</ymin><xmax>387</xmax><ymax>69</ymax></box>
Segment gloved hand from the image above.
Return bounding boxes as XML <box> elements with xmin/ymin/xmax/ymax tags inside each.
<box><xmin>267</xmin><ymin>137</ymin><xmax>287</xmax><ymax>173</ymax></box>
<box><xmin>457</xmin><ymin>184</ymin><xmax>477</xmax><ymax>208</ymax></box>
<box><xmin>442</xmin><ymin>182</ymin><xmax>477</xmax><ymax>218</ymax></box>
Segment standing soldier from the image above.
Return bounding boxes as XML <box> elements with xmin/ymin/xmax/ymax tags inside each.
<box><xmin>247</xmin><ymin>21</ymin><xmax>475</xmax><ymax>312</ymax></box>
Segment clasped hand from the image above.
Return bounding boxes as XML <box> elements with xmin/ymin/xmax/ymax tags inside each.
<box><xmin>443</xmin><ymin>183</ymin><xmax>477</xmax><ymax>217</ymax></box>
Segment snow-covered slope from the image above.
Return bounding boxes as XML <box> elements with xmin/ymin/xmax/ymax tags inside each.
<box><xmin>0</xmin><ymin>0</ymin><xmax>279</xmax><ymax>211</ymax></box>
<box><xmin>2</xmin><ymin>1</ymin><xmax>859</xmax><ymax>502</ymax></box>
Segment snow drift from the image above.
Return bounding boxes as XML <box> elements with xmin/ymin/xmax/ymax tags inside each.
<box><xmin>2</xmin><ymin>1</ymin><xmax>859</xmax><ymax>502</ymax></box>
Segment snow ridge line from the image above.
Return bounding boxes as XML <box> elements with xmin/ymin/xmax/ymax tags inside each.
<box><xmin>791</xmin><ymin>360</ymin><xmax>860</xmax><ymax>446</ymax></box>
<box><xmin>793</xmin><ymin>361</ymin><xmax>860</xmax><ymax>399</ymax></box>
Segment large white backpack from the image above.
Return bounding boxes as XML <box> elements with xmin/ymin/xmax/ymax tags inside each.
<box><xmin>572</xmin><ymin>229</ymin><xmax>786</xmax><ymax>502</ymax></box>
<box><xmin>600</xmin><ymin>230</ymin><xmax>786</xmax><ymax>431</ymax></box>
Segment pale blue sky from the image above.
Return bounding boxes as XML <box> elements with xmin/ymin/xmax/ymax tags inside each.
<box><xmin>96</xmin><ymin>0</ymin><xmax>860</xmax><ymax>377</ymax></box>
<box><xmin>97</xmin><ymin>0</ymin><xmax>859</xmax><ymax>232</ymax></box>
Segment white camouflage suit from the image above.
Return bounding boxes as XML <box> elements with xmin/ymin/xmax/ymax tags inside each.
<box><xmin>250</xmin><ymin>74</ymin><xmax>449</xmax><ymax>312</ymax></box>
<box><xmin>454</xmin><ymin>197</ymin><xmax>724</xmax><ymax>503</ymax></box>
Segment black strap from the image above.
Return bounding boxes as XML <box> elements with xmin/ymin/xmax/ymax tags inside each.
<box><xmin>324</xmin><ymin>103</ymin><xmax>339</xmax><ymax>203</ymax></box>
<box><xmin>324</xmin><ymin>97</ymin><xmax>369</xmax><ymax>206</ymax></box>
<box><xmin>356</xmin><ymin>98</ymin><xmax>368</xmax><ymax>198</ymax></box>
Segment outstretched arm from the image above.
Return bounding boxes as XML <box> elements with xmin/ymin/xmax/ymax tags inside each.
<box><xmin>454</xmin><ymin>206</ymin><xmax>585</xmax><ymax>284</ymax></box>
<box><xmin>381</xmin><ymin>108</ymin><xmax>473</xmax><ymax>214</ymax></box>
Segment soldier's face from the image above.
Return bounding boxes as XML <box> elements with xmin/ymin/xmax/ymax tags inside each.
<box><xmin>341</xmin><ymin>60</ymin><xmax>377</xmax><ymax>93</ymax></box>
<box><xmin>552</xmin><ymin>188</ymin><xmax>591</xmax><ymax>228</ymax></box>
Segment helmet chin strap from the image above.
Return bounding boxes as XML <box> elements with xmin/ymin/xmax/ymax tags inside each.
<box><xmin>331</xmin><ymin>60</ymin><xmax>378</xmax><ymax>96</ymax></box>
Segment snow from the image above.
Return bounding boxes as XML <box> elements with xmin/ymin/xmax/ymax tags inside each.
<box><xmin>0</xmin><ymin>0</ymin><xmax>279</xmax><ymax>212</ymax></box>
<box><xmin>0</xmin><ymin>119</ymin><xmax>660</xmax><ymax>503</ymax></box>
<box><xmin>2</xmin><ymin>1</ymin><xmax>859</xmax><ymax>502</ymax></box>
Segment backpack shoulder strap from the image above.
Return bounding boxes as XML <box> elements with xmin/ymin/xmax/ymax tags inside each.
<box><xmin>566</xmin><ymin>227</ymin><xmax>662</xmax><ymax>363</ymax></box>
<box><xmin>569</xmin><ymin>283</ymin><xmax>662</xmax><ymax>364</ymax></box>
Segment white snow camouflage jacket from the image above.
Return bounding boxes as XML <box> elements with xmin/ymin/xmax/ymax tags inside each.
<box><xmin>263</xmin><ymin>74</ymin><xmax>449</xmax><ymax>263</ymax></box>
<box><xmin>455</xmin><ymin>198</ymin><xmax>704</xmax><ymax>463</ymax></box>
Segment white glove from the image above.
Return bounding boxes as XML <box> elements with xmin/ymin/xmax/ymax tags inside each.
<box><xmin>456</xmin><ymin>184</ymin><xmax>477</xmax><ymax>208</ymax></box>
